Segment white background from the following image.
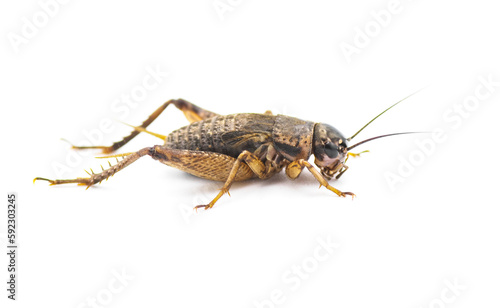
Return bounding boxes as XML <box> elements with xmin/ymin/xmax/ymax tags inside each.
<box><xmin>1</xmin><ymin>1</ymin><xmax>500</xmax><ymax>307</ymax></box>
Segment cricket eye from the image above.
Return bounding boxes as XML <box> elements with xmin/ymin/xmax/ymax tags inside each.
<box><xmin>324</xmin><ymin>142</ymin><xmax>339</xmax><ymax>158</ymax></box>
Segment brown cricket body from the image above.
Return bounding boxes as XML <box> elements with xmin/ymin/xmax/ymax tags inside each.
<box><xmin>157</xmin><ymin>113</ymin><xmax>318</xmax><ymax>182</ymax></box>
<box><xmin>34</xmin><ymin>97</ymin><xmax>418</xmax><ymax>210</ymax></box>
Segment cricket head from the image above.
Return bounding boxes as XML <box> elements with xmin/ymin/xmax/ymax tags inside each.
<box><xmin>312</xmin><ymin>123</ymin><xmax>348</xmax><ymax>180</ymax></box>
<box><xmin>312</xmin><ymin>90</ymin><xmax>424</xmax><ymax>180</ymax></box>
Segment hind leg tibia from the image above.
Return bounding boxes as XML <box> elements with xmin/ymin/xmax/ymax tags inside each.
<box><xmin>67</xmin><ymin>99</ymin><xmax>220</xmax><ymax>154</ymax></box>
<box><xmin>34</xmin><ymin>147</ymin><xmax>154</xmax><ymax>188</ymax></box>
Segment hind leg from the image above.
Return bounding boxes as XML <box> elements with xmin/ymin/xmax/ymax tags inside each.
<box><xmin>34</xmin><ymin>147</ymin><xmax>155</xmax><ymax>188</ymax></box>
<box><xmin>35</xmin><ymin>146</ymin><xmax>271</xmax><ymax>210</ymax></box>
<box><xmin>34</xmin><ymin>145</ymin><xmax>244</xmax><ymax>188</ymax></box>
<box><xmin>68</xmin><ymin>99</ymin><xmax>219</xmax><ymax>154</ymax></box>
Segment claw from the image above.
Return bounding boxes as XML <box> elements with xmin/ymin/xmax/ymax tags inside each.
<box><xmin>193</xmin><ymin>204</ymin><xmax>211</xmax><ymax>212</ymax></box>
<box><xmin>33</xmin><ymin>177</ymin><xmax>52</xmax><ymax>184</ymax></box>
<box><xmin>341</xmin><ymin>192</ymin><xmax>356</xmax><ymax>200</ymax></box>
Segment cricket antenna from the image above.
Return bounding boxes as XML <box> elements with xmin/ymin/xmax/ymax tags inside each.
<box><xmin>347</xmin><ymin>88</ymin><xmax>424</xmax><ymax>141</ymax></box>
<box><xmin>346</xmin><ymin>132</ymin><xmax>424</xmax><ymax>151</ymax></box>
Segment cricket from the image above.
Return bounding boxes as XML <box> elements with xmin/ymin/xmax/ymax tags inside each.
<box><xmin>34</xmin><ymin>95</ymin><xmax>418</xmax><ymax>210</ymax></box>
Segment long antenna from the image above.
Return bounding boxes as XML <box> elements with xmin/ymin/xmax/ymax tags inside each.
<box><xmin>347</xmin><ymin>89</ymin><xmax>424</xmax><ymax>141</ymax></box>
<box><xmin>346</xmin><ymin>132</ymin><xmax>424</xmax><ymax>151</ymax></box>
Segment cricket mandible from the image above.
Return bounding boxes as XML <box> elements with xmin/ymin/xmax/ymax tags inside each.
<box><xmin>34</xmin><ymin>96</ymin><xmax>418</xmax><ymax>210</ymax></box>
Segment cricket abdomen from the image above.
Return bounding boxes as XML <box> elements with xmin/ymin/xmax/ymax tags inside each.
<box><xmin>165</xmin><ymin>113</ymin><xmax>276</xmax><ymax>158</ymax></box>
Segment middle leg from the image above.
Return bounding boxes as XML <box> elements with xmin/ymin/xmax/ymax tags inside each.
<box><xmin>191</xmin><ymin>150</ymin><xmax>271</xmax><ymax>210</ymax></box>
